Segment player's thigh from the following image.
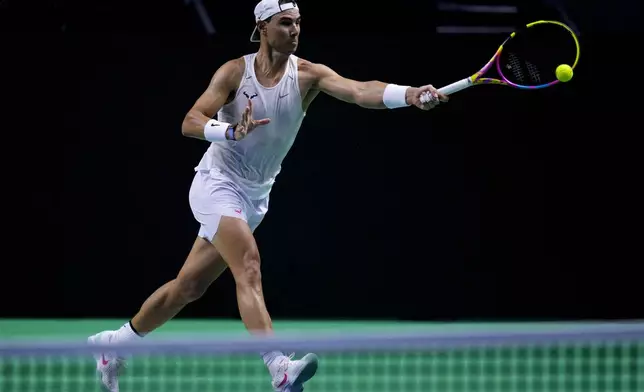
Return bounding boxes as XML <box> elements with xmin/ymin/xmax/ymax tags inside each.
<box><xmin>212</xmin><ymin>216</ymin><xmax>261</xmax><ymax>283</ymax></box>
<box><xmin>176</xmin><ymin>236</ymin><xmax>228</xmax><ymax>288</ymax></box>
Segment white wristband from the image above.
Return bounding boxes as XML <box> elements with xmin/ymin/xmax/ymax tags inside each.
<box><xmin>382</xmin><ymin>84</ymin><xmax>411</xmax><ymax>109</ymax></box>
<box><xmin>204</xmin><ymin>119</ymin><xmax>231</xmax><ymax>142</ymax></box>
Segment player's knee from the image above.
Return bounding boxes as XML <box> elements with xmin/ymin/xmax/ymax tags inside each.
<box><xmin>234</xmin><ymin>249</ymin><xmax>262</xmax><ymax>290</ymax></box>
<box><xmin>173</xmin><ymin>276</ymin><xmax>209</xmax><ymax>303</ymax></box>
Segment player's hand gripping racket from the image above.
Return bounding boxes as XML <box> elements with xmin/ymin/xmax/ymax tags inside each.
<box><xmin>421</xmin><ymin>20</ymin><xmax>580</xmax><ymax>103</ymax></box>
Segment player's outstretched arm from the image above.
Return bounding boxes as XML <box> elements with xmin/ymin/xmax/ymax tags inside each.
<box><xmin>302</xmin><ymin>61</ymin><xmax>448</xmax><ymax>111</ymax></box>
<box><xmin>181</xmin><ymin>59</ymin><xmax>266</xmax><ymax>142</ymax></box>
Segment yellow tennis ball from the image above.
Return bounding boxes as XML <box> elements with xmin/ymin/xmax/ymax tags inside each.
<box><xmin>556</xmin><ymin>64</ymin><xmax>573</xmax><ymax>82</ymax></box>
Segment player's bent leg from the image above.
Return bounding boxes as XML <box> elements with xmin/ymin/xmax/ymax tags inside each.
<box><xmin>88</xmin><ymin>236</ymin><xmax>227</xmax><ymax>392</ymax></box>
<box><xmin>131</xmin><ymin>236</ymin><xmax>227</xmax><ymax>334</ymax></box>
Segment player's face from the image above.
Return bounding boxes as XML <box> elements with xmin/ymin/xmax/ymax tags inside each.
<box><xmin>266</xmin><ymin>9</ymin><xmax>301</xmax><ymax>54</ymax></box>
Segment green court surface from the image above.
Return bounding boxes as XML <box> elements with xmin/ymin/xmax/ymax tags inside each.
<box><xmin>1</xmin><ymin>319</ymin><xmax>643</xmax><ymax>392</ymax></box>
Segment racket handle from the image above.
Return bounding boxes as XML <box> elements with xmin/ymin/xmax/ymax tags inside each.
<box><xmin>437</xmin><ymin>78</ymin><xmax>472</xmax><ymax>96</ymax></box>
<box><xmin>419</xmin><ymin>77</ymin><xmax>473</xmax><ymax>104</ymax></box>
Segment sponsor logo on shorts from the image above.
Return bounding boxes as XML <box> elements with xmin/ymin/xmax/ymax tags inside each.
<box><xmin>234</xmin><ymin>208</ymin><xmax>242</xmax><ymax>214</ymax></box>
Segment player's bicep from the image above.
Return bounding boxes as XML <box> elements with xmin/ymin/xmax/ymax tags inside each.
<box><xmin>191</xmin><ymin>61</ymin><xmax>240</xmax><ymax>118</ymax></box>
<box><xmin>312</xmin><ymin>64</ymin><xmax>362</xmax><ymax>104</ymax></box>
<box><xmin>181</xmin><ymin>59</ymin><xmax>243</xmax><ymax>139</ymax></box>
<box><xmin>191</xmin><ymin>88</ymin><xmax>229</xmax><ymax>119</ymax></box>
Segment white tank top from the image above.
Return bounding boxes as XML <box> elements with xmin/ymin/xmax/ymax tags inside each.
<box><xmin>195</xmin><ymin>53</ymin><xmax>305</xmax><ymax>200</ymax></box>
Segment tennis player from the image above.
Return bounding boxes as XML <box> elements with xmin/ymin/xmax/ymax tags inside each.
<box><xmin>88</xmin><ymin>0</ymin><xmax>448</xmax><ymax>391</ymax></box>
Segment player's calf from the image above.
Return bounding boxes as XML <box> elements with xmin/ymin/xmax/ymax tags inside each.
<box><xmin>172</xmin><ymin>274</ymin><xmax>212</xmax><ymax>304</ymax></box>
<box><xmin>233</xmin><ymin>248</ymin><xmax>275</xmax><ymax>333</ymax></box>
<box><xmin>129</xmin><ymin>238</ymin><xmax>227</xmax><ymax>334</ymax></box>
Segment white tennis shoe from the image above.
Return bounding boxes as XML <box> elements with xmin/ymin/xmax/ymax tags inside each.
<box><xmin>271</xmin><ymin>353</ymin><xmax>319</xmax><ymax>392</ymax></box>
<box><xmin>87</xmin><ymin>331</ymin><xmax>126</xmax><ymax>392</ymax></box>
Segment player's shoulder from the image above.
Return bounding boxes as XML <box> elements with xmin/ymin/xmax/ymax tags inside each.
<box><xmin>296</xmin><ymin>57</ymin><xmax>330</xmax><ymax>79</ymax></box>
<box><xmin>296</xmin><ymin>57</ymin><xmax>314</xmax><ymax>70</ymax></box>
<box><xmin>212</xmin><ymin>57</ymin><xmax>247</xmax><ymax>90</ymax></box>
<box><xmin>218</xmin><ymin>57</ymin><xmax>246</xmax><ymax>78</ymax></box>
<box><xmin>297</xmin><ymin>57</ymin><xmax>325</xmax><ymax>74</ymax></box>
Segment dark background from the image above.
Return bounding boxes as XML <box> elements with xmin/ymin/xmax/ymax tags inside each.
<box><xmin>1</xmin><ymin>1</ymin><xmax>641</xmax><ymax>322</ymax></box>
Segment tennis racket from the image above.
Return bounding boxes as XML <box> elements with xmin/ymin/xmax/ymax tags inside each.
<box><xmin>421</xmin><ymin>20</ymin><xmax>580</xmax><ymax>102</ymax></box>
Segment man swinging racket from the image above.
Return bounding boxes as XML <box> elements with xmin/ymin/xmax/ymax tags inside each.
<box><xmin>88</xmin><ymin>1</ymin><xmax>448</xmax><ymax>391</ymax></box>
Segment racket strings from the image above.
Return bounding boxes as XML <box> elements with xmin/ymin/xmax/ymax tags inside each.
<box><xmin>507</xmin><ymin>53</ymin><xmax>527</xmax><ymax>83</ymax></box>
<box><xmin>504</xmin><ymin>51</ymin><xmax>547</xmax><ymax>85</ymax></box>
<box><xmin>525</xmin><ymin>61</ymin><xmax>541</xmax><ymax>84</ymax></box>
<box><xmin>506</xmin><ymin>52</ymin><xmax>543</xmax><ymax>85</ymax></box>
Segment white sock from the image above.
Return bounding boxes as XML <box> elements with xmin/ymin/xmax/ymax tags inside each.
<box><xmin>261</xmin><ymin>350</ymin><xmax>286</xmax><ymax>375</ymax></box>
<box><xmin>113</xmin><ymin>321</ymin><xmax>145</xmax><ymax>343</ymax></box>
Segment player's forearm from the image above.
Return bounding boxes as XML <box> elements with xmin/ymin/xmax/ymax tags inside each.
<box><xmin>355</xmin><ymin>81</ymin><xmax>416</xmax><ymax>110</ymax></box>
<box><xmin>354</xmin><ymin>81</ymin><xmax>389</xmax><ymax>109</ymax></box>
<box><xmin>182</xmin><ymin>110</ymin><xmax>236</xmax><ymax>142</ymax></box>
<box><xmin>181</xmin><ymin>110</ymin><xmax>211</xmax><ymax>140</ymax></box>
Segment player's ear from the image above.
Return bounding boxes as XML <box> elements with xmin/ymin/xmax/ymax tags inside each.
<box><xmin>258</xmin><ymin>20</ymin><xmax>269</xmax><ymax>37</ymax></box>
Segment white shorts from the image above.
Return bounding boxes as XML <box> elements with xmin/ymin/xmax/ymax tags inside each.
<box><xmin>189</xmin><ymin>168</ymin><xmax>269</xmax><ymax>242</ymax></box>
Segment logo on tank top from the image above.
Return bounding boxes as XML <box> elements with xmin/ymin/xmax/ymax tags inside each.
<box><xmin>243</xmin><ymin>91</ymin><xmax>258</xmax><ymax>100</ymax></box>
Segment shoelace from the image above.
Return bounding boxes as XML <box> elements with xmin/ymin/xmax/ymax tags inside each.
<box><xmin>276</xmin><ymin>353</ymin><xmax>296</xmax><ymax>373</ymax></box>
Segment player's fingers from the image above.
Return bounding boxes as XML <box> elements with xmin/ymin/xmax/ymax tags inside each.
<box><xmin>248</xmin><ymin>99</ymin><xmax>253</xmax><ymax>113</ymax></box>
<box><xmin>421</xmin><ymin>93</ymin><xmax>438</xmax><ymax>108</ymax></box>
<box><xmin>425</xmin><ymin>98</ymin><xmax>439</xmax><ymax>110</ymax></box>
<box><xmin>248</xmin><ymin>118</ymin><xmax>270</xmax><ymax>133</ymax></box>
<box><xmin>242</xmin><ymin>106</ymin><xmax>250</xmax><ymax>124</ymax></box>
<box><xmin>421</xmin><ymin>85</ymin><xmax>439</xmax><ymax>98</ymax></box>
<box><xmin>420</xmin><ymin>91</ymin><xmax>434</xmax><ymax>105</ymax></box>
<box><xmin>437</xmin><ymin>92</ymin><xmax>449</xmax><ymax>102</ymax></box>
<box><xmin>235</xmin><ymin>125</ymin><xmax>245</xmax><ymax>139</ymax></box>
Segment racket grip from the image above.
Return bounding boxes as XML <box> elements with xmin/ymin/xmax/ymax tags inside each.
<box><xmin>437</xmin><ymin>78</ymin><xmax>472</xmax><ymax>96</ymax></box>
